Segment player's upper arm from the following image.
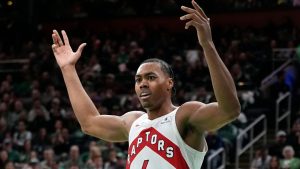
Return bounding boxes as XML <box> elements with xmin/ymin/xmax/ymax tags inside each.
<box><xmin>81</xmin><ymin>111</ymin><xmax>144</xmax><ymax>142</ymax></box>
<box><xmin>179</xmin><ymin>101</ymin><xmax>240</xmax><ymax>132</ymax></box>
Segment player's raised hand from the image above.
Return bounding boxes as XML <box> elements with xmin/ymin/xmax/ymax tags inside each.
<box><xmin>180</xmin><ymin>0</ymin><xmax>212</xmax><ymax>47</ymax></box>
<box><xmin>51</xmin><ymin>30</ymin><xmax>86</xmax><ymax>69</ymax></box>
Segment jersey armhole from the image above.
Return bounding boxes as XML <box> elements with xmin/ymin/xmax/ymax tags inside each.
<box><xmin>172</xmin><ymin>109</ymin><xmax>208</xmax><ymax>153</ymax></box>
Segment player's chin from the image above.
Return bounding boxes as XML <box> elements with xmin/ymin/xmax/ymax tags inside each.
<box><xmin>140</xmin><ymin>101</ymin><xmax>153</xmax><ymax>110</ymax></box>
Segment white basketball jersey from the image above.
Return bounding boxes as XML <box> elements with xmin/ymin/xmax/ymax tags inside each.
<box><xmin>126</xmin><ymin>108</ymin><xmax>207</xmax><ymax>169</ymax></box>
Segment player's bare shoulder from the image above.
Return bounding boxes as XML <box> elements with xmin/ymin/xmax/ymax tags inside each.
<box><xmin>177</xmin><ymin>101</ymin><xmax>205</xmax><ymax>117</ymax></box>
<box><xmin>122</xmin><ymin>111</ymin><xmax>146</xmax><ymax>133</ymax></box>
<box><xmin>176</xmin><ymin>101</ymin><xmax>205</xmax><ymax>127</ymax></box>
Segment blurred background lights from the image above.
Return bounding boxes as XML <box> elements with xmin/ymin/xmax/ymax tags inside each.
<box><xmin>7</xmin><ymin>0</ymin><xmax>13</xmax><ymax>6</ymax></box>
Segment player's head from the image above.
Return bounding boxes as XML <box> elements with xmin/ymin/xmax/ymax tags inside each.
<box><xmin>135</xmin><ymin>58</ymin><xmax>175</xmax><ymax>110</ymax></box>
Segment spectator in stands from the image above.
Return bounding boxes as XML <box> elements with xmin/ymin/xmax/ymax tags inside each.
<box><xmin>4</xmin><ymin>161</ymin><xmax>15</xmax><ymax>169</ymax></box>
<box><xmin>0</xmin><ymin>150</ymin><xmax>9</xmax><ymax>168</ymax></box>
<box><xmin>40</xmin><ymin>148</ymin><xmax>56</xmax><ymax>169</ymax></box>
<box><xmin>32</xmin><ymin>128</ymin><xmax>51</xmax><ymax>158</ymax></box>
<box><xmin>80</xmin><ymin>141</ymin><xmax>98</xmax><ymax>163</ymax></box>
<box><xmin>250</xmin><ymin>146</ymin><xmax>271</xmax><ymax>169</ymax></box>
<box><xmin>60</xmin><ymin>145</ymin><xmax>84</xmax><ymax>169</ymax></box>
<box><xmin>0</xmin><ymin>118</ymin><xmax>9</xmax><ymax>141</ymax></box>
<box><xmin>287</xmin><ymin>119</ymin><xmax>300</xmax><ymax>156</ymax></box>
<box><xmin>104</xmin><ymin>149</ymin><xmax>118</xmax><ymax>169</ymax></box>
<box><xmin>2</xmin><ymin>139</ymin><xmax>20</xmax><ymax>163</ymax></box>
<box><xmin>204</xmin><ymin>131</ymin><xmax>224</xmax><ymax>169</ymax></box>
<box><xmin>9</xmin><ymin>100</ymin><xmax>27</xmax><ymax>128</ymax></box>
<box><xmin>280</xmin><ymin>145</ymin><xmax>300</xmax><ymax>169</ymax></box>
<box><xmin>269</xmin><ymin>130</ymin><xmax>288</xmax><ymax>158</ymax></box>
<box><xmin>49</xmin><ymin>98</ymin><xmax>66</xmax><ymax>120</ymax></box>
<box><xmin>52</xmin><ymin>127</ymin><xmax>71</xmax><ymax>155</ymax></box>
<box><xmin>18</xmin><ymin>140</ymin><xmax>33</xmax><ymax>163</ymax></box>
<box><xmin>269</xmin><ymin>156</ymin><xmax>280</xmax><ymax>169</ymax></box>
<box><xmin>85</xmin><ymin>145</ymin><xmax>103</xmax><ymax>169</ymax></box>
<box><xmin>268</xmin><ymin>70</ymin><xmax>289</xmax><ymax>99</ymax></box>
<box><xmin>103</xmin><ymin>148</ymin><xmax>122</xmax><ymax>169</ymax></box>
<box><xmin>230</xmin><ymin>63</ymin><xmax>251</xmax><ymax>90</ymax></box>
<box><xmin>22</xmin><ymin>158</ymin><xmax>41</xmax><ymax>169</ymax></box>
<box><xmin>0</xmin><ymin>102</ymin><xmax>9</xmax><ymax>120</ymax></box>
<box><xmin>13</xmin><ymin>120</ymin><xmax>32</xmax><ymax>150</ymax></box>
<box><xmin>0</xmin><ymin>80</ymin><xmax>12</xmax><ymax>95</ymax></box>
<box><xmin>48</xmin><ymin>98</ymin><xmax>67</xmax><ymax>132</ymax></box>
<box><xmin>190</xmin><ymin>85</ymin><xmax>212</xmax><ymax>103</ymax></box>
<box><xmin>28</xmin><ymin>99</ymin><xmax>50</xmax><ymax>131</ymax></box>
<box><xmin>218</xmin><ymin>123</ymin><xmax>239</xmax><ymax>162</ymax></box>
<box><xmin>42</xmin><ymin>85</ymin><xmax>59</xmax><ymax>105</ymax></box>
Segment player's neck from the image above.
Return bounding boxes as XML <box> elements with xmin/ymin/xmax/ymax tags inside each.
<box><xmin>146</xmin><ymin>102</ymin><xmax>176</xmax><ymax>120</ymax></box>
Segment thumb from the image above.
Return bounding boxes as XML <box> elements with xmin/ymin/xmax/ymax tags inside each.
<box><xmin>76</xmin><ymin>43</ymin><xmax>87</xmax><ymax>55</ymax></box>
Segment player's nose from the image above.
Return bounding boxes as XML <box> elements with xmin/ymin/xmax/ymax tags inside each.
<box><xmin>139</xmin><ymin>79</ymin><xmax>149</xmax><ymax>89</ymax></box>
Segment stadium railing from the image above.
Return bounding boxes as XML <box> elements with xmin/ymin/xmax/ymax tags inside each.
<box><xmin>206</xmin><ymin>147</ymin><xmax>226</xmax><ymax>169</ymax></box>
<box><xmin>235</xmin><ymin>114</ymin><xmax>267</xmax><ymax>169</ymax></box>
<box><xmin>275</xmin><ymin>92</ymin><xmax>292</xmax><ymax>135</ymax></box>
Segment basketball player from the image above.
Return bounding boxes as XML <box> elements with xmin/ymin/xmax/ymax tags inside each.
<box><xmin>51</xmin><ymin>1</ymin><xmax>240</xmax><ymax>168</ymax></box>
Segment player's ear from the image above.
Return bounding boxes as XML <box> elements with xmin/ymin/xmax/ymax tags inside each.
<box><xmin>168</xmin><ymin>78</ymin><xmax>174</xmax><ymax>91</ymax></box>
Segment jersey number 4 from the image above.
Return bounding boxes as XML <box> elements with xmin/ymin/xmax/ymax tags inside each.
<box><xmin>142</xmin><ymin>160</ymin><xmax>149</xmax><ymax>169</ymax></box>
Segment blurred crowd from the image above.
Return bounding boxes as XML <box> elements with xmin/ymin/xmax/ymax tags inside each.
<box><xmin>1</xmin><ymin>7</ymin><xmax>300</xmax><ymax>169</ymax></box>
<box><xmin>2</xmin><ymin>0</ymin><xmax>300</xmax><ymax>22</ymax></box>
<box><xmin>37</xmin><ymin>0</ymin><xmax>300</xmax><ymax>19</ymax></box>
<box><xmin>250</xmin><ymin>119</ymin><xmax>300</xmax><ymax>169</ymax></box>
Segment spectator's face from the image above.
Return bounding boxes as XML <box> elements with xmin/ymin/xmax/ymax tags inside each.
<box><xmin>14</xmin><ymin>100</ymin><xmax>23</xmax><ymax>111</ymax></box>
<box><xmin>31</xmin><ymin>89</ymin><xmax>40</xmax><ymax>99</ymax></box>
<box><xmin>109</xmin><ymin>150</ymin><xmax>117</xmax><ymax>160</ymax></box>
<box><xmin>39</xmin><ymin>128</ymin><xmax>47</xmax><ymax>137</ymax></box>
<box><xmin>24</xmin><ymin>140</ymin><xmax>32</xmax><ymax>151</ymax></box>
<box><xmin>135</xmin><ymin>62</ymin><xmax>173</xmax><ymax>110</ymax></box>
<box><xmin>2</xmin><ymin>93</ymin><xmax>10</xmax><ymax>102</ymax></box>
<box><xmin>0</xmin><ymin>102</ymin><xmax>7</xmax><ymax>113</ymax></box>
<box><xmin>231</xmin><ymin>63</ymin><xmax>242</xmax><ymax>78</ymax></box>
<box><xmin>294</xmin><ymin>122</ymin><xmax>300</xmax><ymax>132</ymax></box>
<box><xmin>70</xmin><ymin>146</ymin><xmax>79</xmax><ymax>159</ymax></box>
<box><xmin>94</xmin><ymin>156</ymin><xmax>103</xmax><ymax>167</ymax></box>
<box><xmin>31</xmin><ymin>164</ymin><xmax>40</xmax><ymax>169</ymax></box>
<box><xmin>270</xmin><ymin>157</ymin><xmax>279</xmax><ymax>168</ymax></box>
<box><xmin>51</xmin><ymin>98</ymin><xmax>60</xmax><ymax>108</ymax></box>
<box><xmin>283</xmin><ymin>149</ymin><xmax>294</xmax><ymax>159</ymax></box>
<box><xmin>54</xmin><ymin>120</ymin><xmax>62</xmax><ymax>129</ymax></box>
<box><xmin>90</xmin><ymin>146</ymin><xmax>101</xmax><ymax>158</ymax></box>
<box><xmin>33</xmin><ymin>100</ymin><xmax>42</xmax><ymax>108</ymax></box>
<box><xmin>62</xmin><ymin>128</ymin><xmax>69</xmax><ymax>138</ymax></box>
<box><xmin>254</xmin><ymin>150</ymin><xmax>261</xmax><ymax>158</ymax></box>
<box><xmin>0</xmin><ymin>118</ymin><xmax>7</xmax><ymax>129</ymax></box>
<box><xmin>4</xmin><ymin>162</ymin><xmax>15</xmax><ymax>169</ymax></box>
<box><xmin>18</xmin><ymin>121</ymin><xmax>26</xmax><ymax>131</ymax></box>
<box><xmin>0</xmin><ymin>150</ymin><xmax>8</xmax><ymax>161</ymax></box>
<box><xmin>277</xmin><ymin>135</ymin><xmax>287</xmax><ymax>143</ymax></box>
<box><xmin>44</xmin><ymin>149</ymin><xmax>53</xmax><ymax>161</ymax></box>
<box><xmin>89</xmin><ymin>141</ymin><xmax>97</xmax><ymax>150</ymax></box>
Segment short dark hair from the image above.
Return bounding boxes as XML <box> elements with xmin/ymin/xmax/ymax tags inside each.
<box><xmin>141</xmin><ymin>58</ymin><xmax>174</xmax><ymax>79</ymax></box>
<box><xmin>141</xmin><ymin>58</ymin><xmax>176</xmax><ymax>96</ymax></box>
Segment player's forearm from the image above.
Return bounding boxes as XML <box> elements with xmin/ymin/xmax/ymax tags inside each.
<box><xmin>202</xmin><ymin>42</ymin><xmax>240</xmax><ymax>115</ymax></box>
<box><xmin>60</xmin><ymin>66</ymin><xmax>100</xmax><ymax>127</ymax></box>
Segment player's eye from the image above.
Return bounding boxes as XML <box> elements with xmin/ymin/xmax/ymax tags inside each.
<box><xmin>148</xmin><ymin>76</ymin><xmax>156</xmax><ymax>80</ymax></box>
<box><xmin>135</xmin><ymin>78</ymin><xmax>142</xmax><ymax>83</ymax></box>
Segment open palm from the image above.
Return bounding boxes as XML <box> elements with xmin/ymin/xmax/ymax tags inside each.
<box><xmin>180</xmin><ymin>1</ymin><xmax>213</xmax><ymax>47</ymax></box>
<box><xmin>51</xmin><ymin>30</ymin><xmax>86</xmax><ymax>69</ymax></box>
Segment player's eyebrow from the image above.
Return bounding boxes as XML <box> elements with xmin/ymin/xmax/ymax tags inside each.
<box><xmin>135</xmin><ymin>72</ymin><xmax>157</xmax><ymax>78</ymax></box>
